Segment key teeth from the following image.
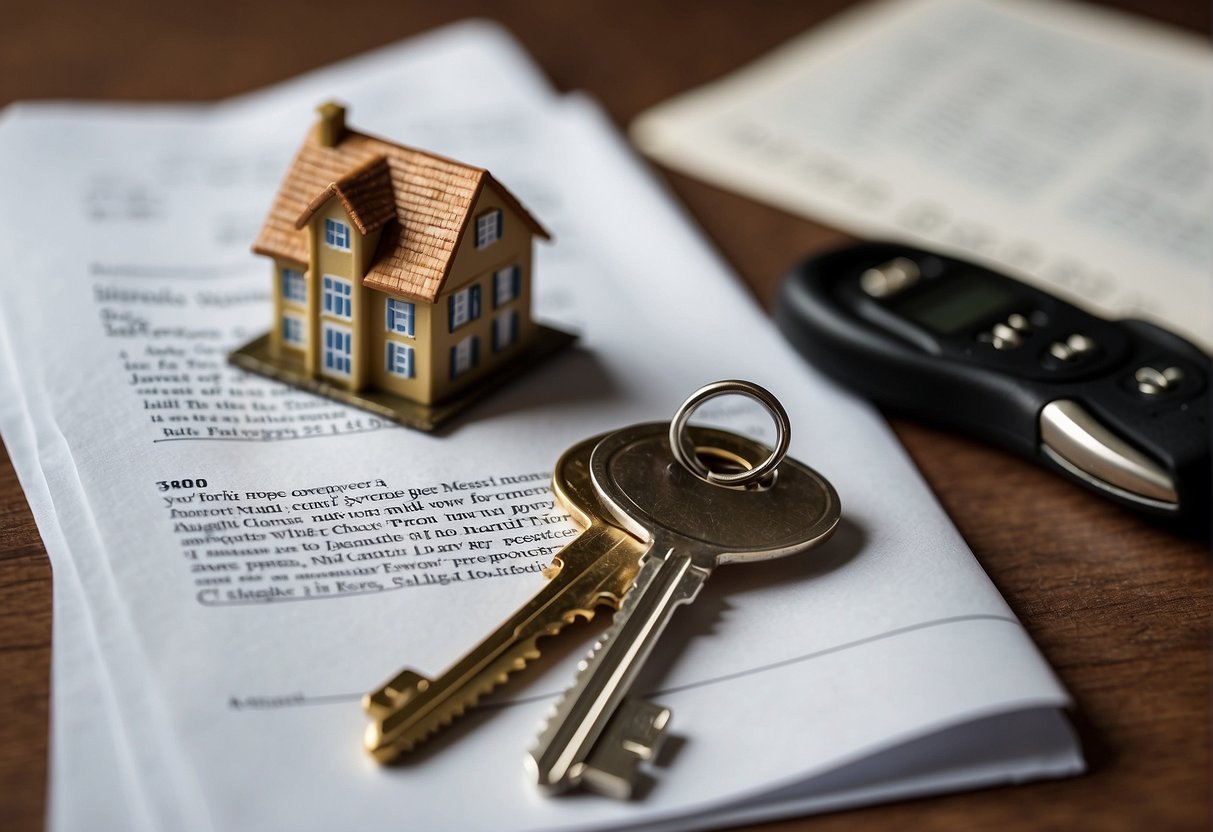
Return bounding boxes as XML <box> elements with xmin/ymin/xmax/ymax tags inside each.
<box><xmin>529</xmin><ymin>587</ymin><xmax>641</xmax><ymax>764</ymax></box>
<box><xmin>368</xmin><ymin>605</ymin><xmax>606</xmax><ymax>761</ymax></box>
<box><xmin>529</xmin><ymin>626</ymin><xmax>616</xmax><ymax>755</ymax></box>
<box><xmin>369</xmin><ymin>676</ymin><xmax>500</xmax><ymax>761</ymax></box>
<box><xmin>363</xmin><ymin>669</ymin><xmax>429</xmax><ymax>718</ymax></box>
<box><xmin>368</xmin><ymin>647</ymin><xmax>535</xmax><ymax>760</ymax></box>
<box><xmin>367</xmin><ymin>697</ymin><xmax>472</xmax><ymax>760</ymax></box>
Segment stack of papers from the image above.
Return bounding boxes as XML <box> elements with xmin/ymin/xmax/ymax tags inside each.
<box><xmin>0</xmin><ymin>21</ymin><xmax>1081</xmax><ymax>832</ymax></box>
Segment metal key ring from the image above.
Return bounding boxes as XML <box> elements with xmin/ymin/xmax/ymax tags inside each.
<box><xmin>669</xmin><ymin>380</ymin><xmax>791</xmax><ymax>487</ymax></box>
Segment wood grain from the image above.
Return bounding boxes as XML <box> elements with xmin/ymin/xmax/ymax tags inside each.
<box><xmin>0</xmin><ymin>2</ymin><xmax>1207</xmax><ymax>830</ymax></box>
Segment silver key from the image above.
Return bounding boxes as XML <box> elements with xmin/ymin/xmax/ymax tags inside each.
<box><xmin>528</xmin><ymin>381</ymin><xmax>841</xmax><ymax>798</ymax></box>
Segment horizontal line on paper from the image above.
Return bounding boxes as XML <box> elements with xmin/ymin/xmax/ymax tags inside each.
<box><xmin>227</xmin><ymin>691</ymin><xmax>363</xmax><ymax>710</ymax></box>
<box><xmin>231</xmin><ymin>614</ymin><xmax>1021</xmax><ymax>712</ymax></box>
<box><xmin>652</xmin><ymin>613</ymin><xmax>1020</xmax><ymax>697</ymax></box>
<box><xmin>153</xmin><ymin>426</ymin><xmax>387</xmax><ymax>444</ymax></box>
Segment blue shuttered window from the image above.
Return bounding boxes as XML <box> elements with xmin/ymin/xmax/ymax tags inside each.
<box><xmin>493</xmin><ymin>265</ymin><xmax>521</xmax><ymax>308</ymax></box>
<box><xmin>474</xmin><ymin>209</ymin><xmax>502</xmax><ymax>248</ymax></box>
<box><xmin>386</xmin><ymin>342</ymin><xmax>414</xmax><ymax>378</ymax></box>
<box><xmin>386</xmin><ymin>298</ymin><xmax>415</xmax><ymax>336</ymax></box>
<box><xmin>450</xmin><ymin>335</ymin><xmax>480</xmax><ymax>379</ymax></box>
<box><xmin>281</xmin><ymin>314</ymin><xmax>306</xmax><ymax>346</ymax></box>
<box><xmin>448</xmin><ymin>284</ymin><xmax>482</xmax><ymax>332</ymax></box>
<box><xmin>281</xmin><ymin>268</ymin><xmax>307</xmax><ymax>304</ymax></box>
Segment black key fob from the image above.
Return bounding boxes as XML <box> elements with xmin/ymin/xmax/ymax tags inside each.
<box><xmin>775</xmin><ymin>242</ymin><xmax>1210</xmax><ymax>531</ymax></box>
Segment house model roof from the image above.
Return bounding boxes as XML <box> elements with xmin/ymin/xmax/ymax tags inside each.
<box><xmin>252</xmin><ymin>105</ymin><xmax>550</xmax><ymax>303</ymax></box>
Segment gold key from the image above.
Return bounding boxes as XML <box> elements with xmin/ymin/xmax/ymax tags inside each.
<box><xmin>363</xmin><ymin>432</ymin><xmax>647</xmax><ymax>762</ymax></box>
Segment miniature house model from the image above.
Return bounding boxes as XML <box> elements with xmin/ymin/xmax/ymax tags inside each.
<box><xmin>231</xmin><ymin>102</ymin><xmax>571</xmax><ymax>430</ymax></box>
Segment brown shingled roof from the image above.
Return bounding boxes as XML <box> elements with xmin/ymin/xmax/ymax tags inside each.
<box><xmin>296</xmin><ymin>155</ymin><xmax>397</xmax><ymax>235</ymax></box>
<box><xmin>252</xmin><ymin>123</ymin><xmax>549</xmax><ymax>303</ymax></box>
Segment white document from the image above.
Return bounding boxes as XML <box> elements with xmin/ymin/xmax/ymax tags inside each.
<box><xmin>0</xmin><ymin>22</ymin><xmax>1081</xmax><ymax>832</ymax></box>
<box><xmin>631</xmin><ymin>0</ymin><xmax>1213</xmax><ymax>351</ymax></box>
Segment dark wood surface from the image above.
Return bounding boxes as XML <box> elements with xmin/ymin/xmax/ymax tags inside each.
<box><xmin>0</xmin><ymin>2</ymin><xmax>1208</xmax><ymax>830</ymax></box>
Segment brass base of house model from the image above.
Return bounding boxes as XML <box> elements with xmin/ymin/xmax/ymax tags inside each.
<box><xmin>228</xmin><ymin>325</ymin><xmax>576</xmax><ymax>432</ymax></box>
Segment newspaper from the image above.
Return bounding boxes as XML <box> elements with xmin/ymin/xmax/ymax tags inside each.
<box><xmin>632</xmin><ymin>0</ymin><xmax>1212</xmax><ymax>351</ymax></box>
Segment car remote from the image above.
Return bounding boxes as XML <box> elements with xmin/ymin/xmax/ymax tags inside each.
<box><xmin>775</xmin><ymin>242</ymin><xmax>1209</xmax><ymax>530</ymax></box>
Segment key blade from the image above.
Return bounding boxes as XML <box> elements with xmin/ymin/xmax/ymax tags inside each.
<box><xmin>528</xmin><ymin>550</ymin><xmax>706</xmax><ymax>792</ymax></box>
<box><xmin>582</xmin><ymin>697</ymin><xmax>671</xmax><ymax>799</ymax></box>
<box><xmin>365</xmin><ymin>525</ymin><xmax>643</xmax><ymax>762</ymax></box>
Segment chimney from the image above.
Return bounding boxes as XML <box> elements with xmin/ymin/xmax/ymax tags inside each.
<box><xmin>316</xmin><ymin>101</ymin><xmax>347</xmax><ymax>148</ymax></box>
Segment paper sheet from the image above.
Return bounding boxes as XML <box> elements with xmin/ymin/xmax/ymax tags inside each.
<box><xmin>631</xmin><ymin>0</ymin><xmax>1212</xmax><ymax>351</ymax></box>
<box><xmin>0</xmin><ymin>341</ymin><xmax>154</xmax><ymax>832</ymax></box>
<box><xmin>0</xmin><ymin>22</ymin><xmax>1081</xmax><ymax>832</ymax></box>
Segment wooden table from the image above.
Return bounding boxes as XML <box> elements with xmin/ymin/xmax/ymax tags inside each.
<box><xmin>0</xmin><ymin>1</ymin><xmax>1207</xmax><ymax>829</ymax></box>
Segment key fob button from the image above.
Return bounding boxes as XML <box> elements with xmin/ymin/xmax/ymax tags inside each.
<box><xmin>1043</xmin><ymin>334</ymin><xmax>1098</xmax><ymax>368</ymax></box>
<box><xmin>1066</xmin><ymin>333</ymin><xmax>1096</xmax><ymax>354</ymax></box>
<box><xmin>1135</xmin><ymin>365</ymin><xmax>1183</xmax><ymax>396</ymax></box>
<box><xmin>992</xmin><ymin>323</ymin><xmax>1021</xmax><ymax>348</ymax></box>
<box><xmin>859</xmin><ymin>257</ymin><xmax>920</xmax><ymax>298</ymax></box>
<box><xmin>1007</xmin><ymin>313</ymin><xmax>1032</xmax><ymax>333</ymax></box>
<box><xmin>1047</xmin><ymin>341</ymin><xmax>1075</xmax><ymax>362</ymax></box>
